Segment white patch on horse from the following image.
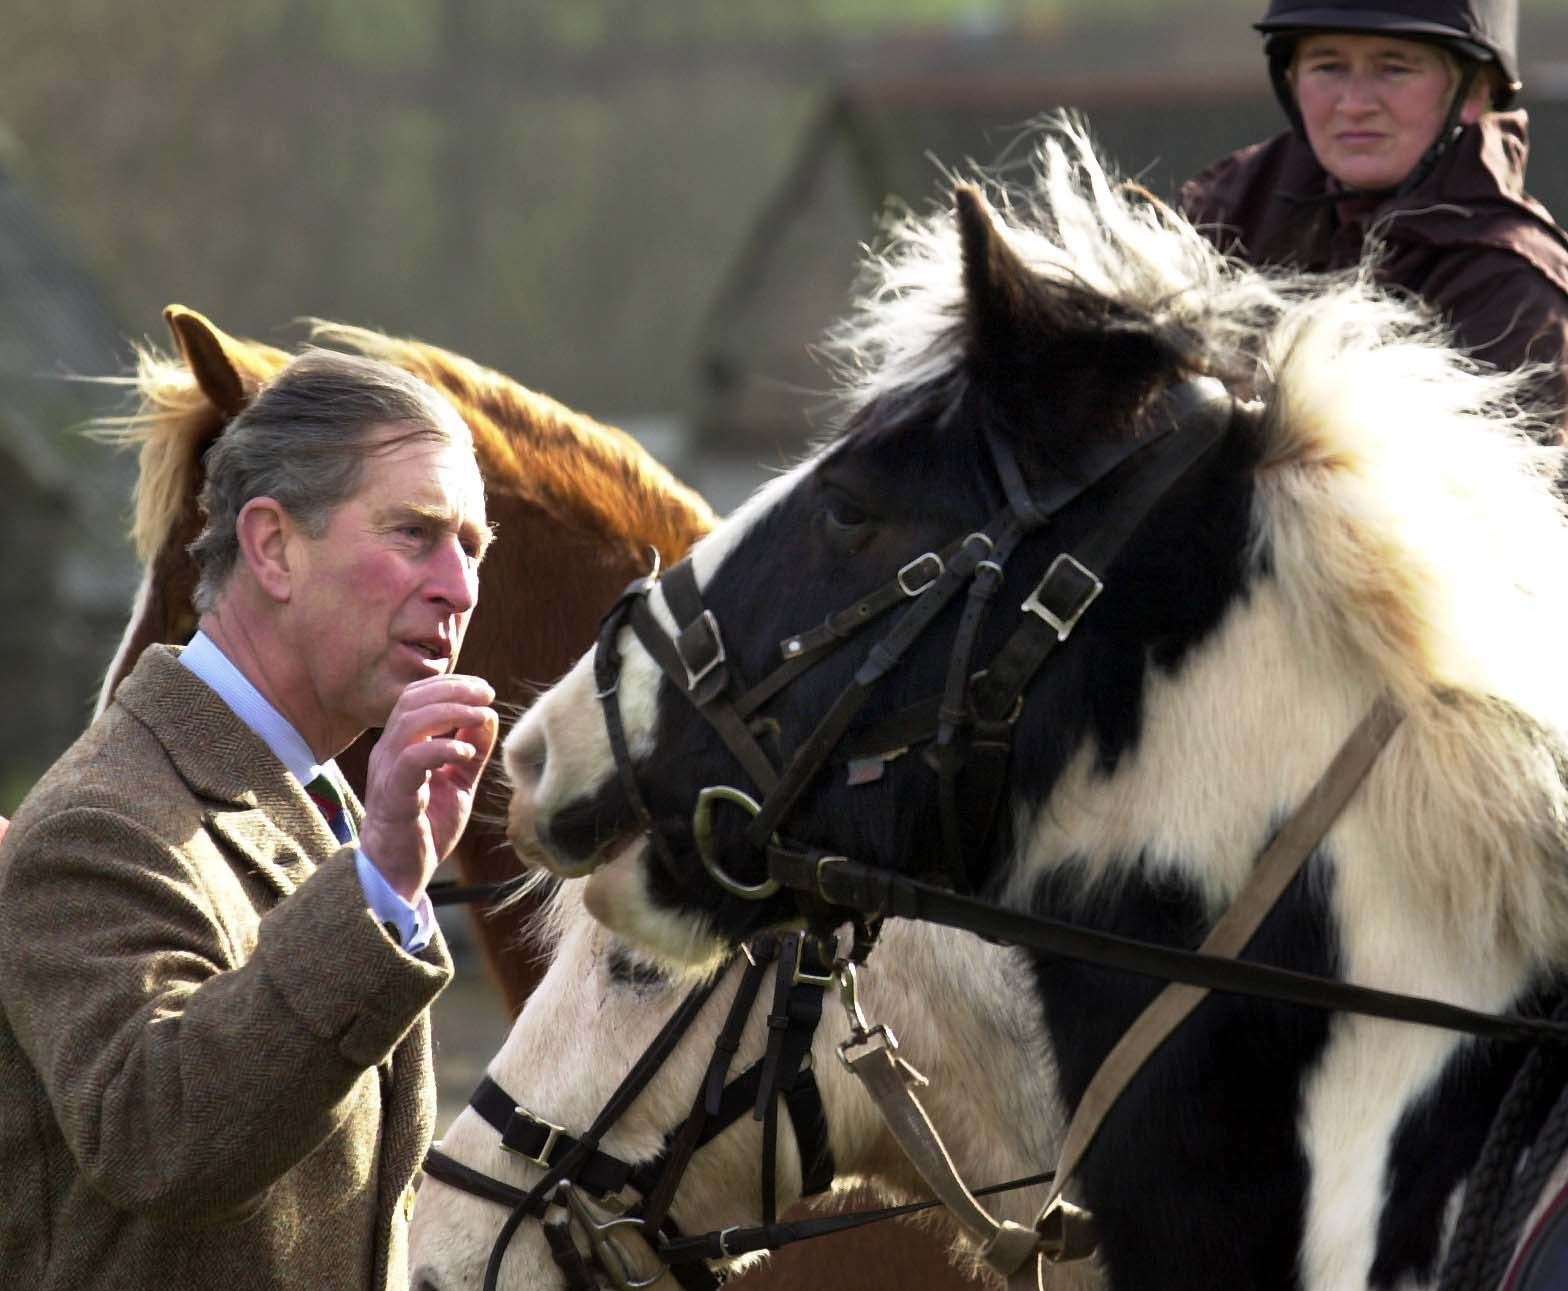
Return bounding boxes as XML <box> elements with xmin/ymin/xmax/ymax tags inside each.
<box><xmin>583</xmin><ymin>846</ymin><xmax>728</xmax><ymax>971</ymax></box>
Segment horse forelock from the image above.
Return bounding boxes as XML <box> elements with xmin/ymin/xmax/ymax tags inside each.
<box><xmin>821</xmin><ymin>118</ymin><xmax>1279</xmax><ymax>425</ymax></box>
<box><xmin>92</xmin><ymin>341</ymin><xmax>284</xmax><ymax>564</ymax></box>
<box><xmin>310</xmin><ymin>323</ymin><xmax>716</xmax><ymax>562</ymax></box>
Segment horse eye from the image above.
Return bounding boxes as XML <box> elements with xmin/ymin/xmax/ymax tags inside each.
<box><xmin>825</xmin><ymin>497</ymin><xmax>870</xmax><ymax>532</ymax></box>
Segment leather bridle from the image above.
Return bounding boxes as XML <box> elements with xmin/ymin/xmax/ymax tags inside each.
<box><xmin>423</xmin><ymin>929</ymin><xmax>839</xmax><ymax>1291</ymax></box>
<box><xmin>595</xmin><ymin>376</ymin><xmax>1239</xmax><ymax>909</ymax></box>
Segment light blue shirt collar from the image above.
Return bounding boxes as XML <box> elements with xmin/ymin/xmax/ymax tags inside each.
<box><xmin>179</xmin><ymin>630</ymin><xmax>339</xmax><ymax>792</ymax></box>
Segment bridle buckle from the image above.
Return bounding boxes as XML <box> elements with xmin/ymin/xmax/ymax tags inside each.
<box><xmin>897</xmin><ymin>551</ymin><xmax>944</xmax><ymax>596</ymax></box>
<box><xmin>1022</xmin><ymin>554</ymin><xmax>1103</xmax><ymax>642</ymax></box>
<box><xmin>678</xmin><ymin>609</ymin><xmax>727</xmax><ymax>691</ymax></box>
<box><xmin>505</xmin><ymin>1107</ymin><xmax>567</xmax><ymax>1168</ymax></box>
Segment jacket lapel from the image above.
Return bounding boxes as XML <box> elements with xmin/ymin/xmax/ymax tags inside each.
<box><xmin>116</xmin><ymin>646</ymin><xmax>340</xmax><ymax>896</ymax></box>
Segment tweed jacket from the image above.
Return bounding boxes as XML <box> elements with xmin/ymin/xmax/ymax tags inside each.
<box><xmin>0</xmin><ymin>645</ymin><xmax>452</xmax><ymax>1290</ymax></box>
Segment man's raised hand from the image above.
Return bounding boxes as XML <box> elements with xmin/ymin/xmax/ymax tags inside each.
<box><xmin>359</xmin><ymin>674</ymin><xmax>498</xmax><ymax>901</ymax></box>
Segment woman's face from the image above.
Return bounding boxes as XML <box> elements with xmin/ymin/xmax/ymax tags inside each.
<box><xmin>1290</xmin><ymin>32</ymin><xmax>1484</xmax><ymax>191</ymax></box>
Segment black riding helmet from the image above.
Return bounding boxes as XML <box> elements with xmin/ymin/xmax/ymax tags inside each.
<box><xmin>1256</xmin><ymin>0</ymin><xmax>1522</xmax><ymax>193</ymax></box>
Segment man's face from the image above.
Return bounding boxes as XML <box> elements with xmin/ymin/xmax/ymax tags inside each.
<box><xmin>284</xmin><ymin>425</ymin><xmax>489</xmax><ymax>748</ymax></box>
<box><xmin>1292</xmin><ymin>33</ymin><xmax>1478</xmax><ymax>193</ymax></box>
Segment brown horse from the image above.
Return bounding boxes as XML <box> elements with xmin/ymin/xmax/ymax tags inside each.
<box><xmin>100</xmin><ymin>308</ymin><xmax>988</xmax><ymax>1291</ymax></box>
<box><xmin>97</xmin><ymin>305</ymin><xmax>716</xmax><ymax>1012</ymax></box>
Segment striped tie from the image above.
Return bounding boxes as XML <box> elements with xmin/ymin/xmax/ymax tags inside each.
<box><xmin>304</xmin><ymin>773</ymin><xmax>354</xmax><ymax>845</ymax></box>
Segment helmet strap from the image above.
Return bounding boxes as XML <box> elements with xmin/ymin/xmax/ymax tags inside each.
<box><xmin>1388</xmin><ymin>58</ymin><xmax>1480</xmax><ymax>199</ymax></box>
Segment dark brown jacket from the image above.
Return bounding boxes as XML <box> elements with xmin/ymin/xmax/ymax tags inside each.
<box><xmin>0</xmin><ymin>646</ymin><xmax>452</xmax><ymax>1289</ymax></box>
<box><xmin>1180</xmin><ymin>111</ymin><xmax>1568</xmax><ymax>439</ymax></box>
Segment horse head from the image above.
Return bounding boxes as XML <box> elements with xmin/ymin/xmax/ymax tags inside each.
<box><xmin>505</xmin><ymin>138</ymin><xmax>1254</xmax><ymax>961</ymax></box>
<box><xmin>506</xmin><ymin>125</ymin><xmax>1568</xmax><ymax>1289</ymax></box>
<box><xmin>409</xmin><ymin>869</ymin><xmax>1094</xmax><ymax>1291</ymax></box>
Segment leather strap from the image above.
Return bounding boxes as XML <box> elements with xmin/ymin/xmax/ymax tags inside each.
<box><xmin>1037</xmin><ymin>695</ymin><xmax>1404</xmax><ymax>1253</ymax></box>
<box><xmin>768</xmin><ymin>847</ymin><xmax>1568</xmax><ymax>1047</ymax></box>
<box><xmin>843</xmin><ymin>1039</ymin><xmax>1043</xmax><ymax>1277</ymax></box>
<box><xmin>469</xmin><ymin>1076</ymin><xmax>635</xmax><ymax>1197</ymax></box>
<box><xmin>424</xmin><ymin>1144</ymin><xmax>537</xmax><ymax>1211</ymax></box>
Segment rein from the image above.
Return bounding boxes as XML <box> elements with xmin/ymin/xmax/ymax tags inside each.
<box><xmin>428</xmin><ymin>876</ymin><xmax>531</xmax><ymax>907</ymax></box>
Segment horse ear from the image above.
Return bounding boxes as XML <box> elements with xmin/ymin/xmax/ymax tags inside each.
<box><xmin>954</xmin><ymin>184</ymin><xmax>1176</xmax><ymax>426</ymax></box>
<box><xmin>164</xmin><ymin>305</ymin><xmax>250</xmax><ymax>420</ymax></box>
<box><xmin>955</xmin><ymin>184</ymin><xmax>1049</xmax><ymax>356</ymax></box>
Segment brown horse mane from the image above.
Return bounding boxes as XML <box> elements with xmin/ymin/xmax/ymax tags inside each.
<box><xmin>310</xmin><ymin>323</ymin><xmax>715</xmax><ymax>561</ymax></box>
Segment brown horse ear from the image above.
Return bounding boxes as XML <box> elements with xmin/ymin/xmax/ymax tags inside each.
<box><xmin>164</xmin><ymin>304</ymin><xmax>249</xmax><ymax>420</ymax></box>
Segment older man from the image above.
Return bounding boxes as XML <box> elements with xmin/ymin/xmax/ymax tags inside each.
<box><xmin>0</xmin><ymin>350</ymin><xmax>497</xmax><ymax>1289</ymax></box>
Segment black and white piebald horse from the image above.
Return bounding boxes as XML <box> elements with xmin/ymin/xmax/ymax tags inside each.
<box><xmin>492</xmin><ymin>128</ymin><xmax>1568</xmax><ymax>1290</ymax></box>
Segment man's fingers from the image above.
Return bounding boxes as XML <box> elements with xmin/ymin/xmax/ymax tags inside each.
<box><xmin>382</xmin><ymin>700</ymin><xmax>498</xmax><ymax>746</ymax></box>
<box><xmin>453</xmin><ymin>705</ymin><xmax>500</xmax><ymax>759</ymax></box>
<box><xmin>376</xmin><ymin>737</ymin><xmax>484</xmax><ymax>801</ymax></box>
<box><xmin>390</xmin><ymin>673</ymin><xmax>495</xmax><ymax>713</ymax></box>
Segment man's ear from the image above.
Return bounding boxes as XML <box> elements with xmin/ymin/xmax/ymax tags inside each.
<box><xmin>235</xmin><ymin>498</ymin><xmax>296</xmax><ymax>603</ymax></box>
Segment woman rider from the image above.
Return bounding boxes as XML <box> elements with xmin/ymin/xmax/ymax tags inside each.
<box><xmin>1180</xmin><ymin>0</ymin><xmax>1568</xmax><ymax>440</ymax></box>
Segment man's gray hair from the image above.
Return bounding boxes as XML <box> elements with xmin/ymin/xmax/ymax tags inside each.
<box><xmin>189</xmin><ymin>348</ymin><xmax>472</xmax><ymax>612</ymax></box>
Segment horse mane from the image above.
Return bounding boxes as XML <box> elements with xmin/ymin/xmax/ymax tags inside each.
<box><xmin>832</xmin><ymin>120</ymin><xmax>1568</xmax><ymax>962</ymax></box>
<box><xmin>310</xmin><ymin>323</ymin><xmax>716</xmax><ymax>561</ymax></box>
<box><xmin>95</xmin><ymin>339</ymin><xmax>289</xmax><ymax>565</ymax></box>
<box><xmin>97</xmin><ymin>321</ymin><xmax>716</xmax><ymax>574</ymax></box>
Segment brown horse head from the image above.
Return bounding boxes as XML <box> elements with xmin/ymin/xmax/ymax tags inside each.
<box><xmin>96</xmin><ymin>305</ymin><xmax>290</xmax><ymax>712</ymax></box>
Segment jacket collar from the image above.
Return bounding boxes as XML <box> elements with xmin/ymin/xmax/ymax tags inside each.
<box><xmin>115</xmin><ymin>645</ymin><xmax>351</xmax><ymax>894</ymax></box>
<box><xmin>1272</xmin><ymin>111</ymin><xmax>1563</xmax><ymax>240</ymax></box>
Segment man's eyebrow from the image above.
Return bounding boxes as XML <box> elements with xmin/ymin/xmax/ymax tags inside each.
<box><xmin>380</xmin><ymin>502</ymin><xmax>495</xmax><ymax>555</ymax></box>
